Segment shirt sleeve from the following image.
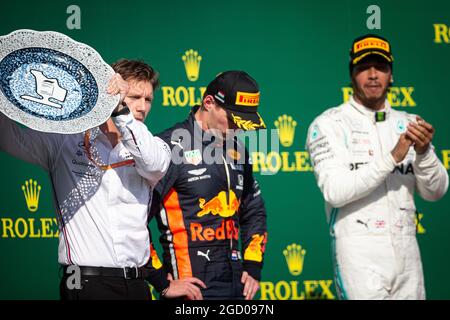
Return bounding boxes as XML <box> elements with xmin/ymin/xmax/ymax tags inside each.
<box><xmin>239</xmin><ymin>147</ymin><xmax>267</xmax><ymax>281</ymax></box>
<box><xmin>112</xmin><ymin>113</ymin><xmax>171</xmax><ymax>187</ymax></box>
<box><xmin>413</xmin><ymin>145</ymin><xmax>449</xmax><ymax>201</ymax></box>
<box><xmin>306</xmin><ymin>115</ymin><xmax>398</xmax><ymax>209</ymax></box>
<box><xmin>0</xmin><ymin>112</ymin><xmax>63</xmax><ymax>171</ymax></box>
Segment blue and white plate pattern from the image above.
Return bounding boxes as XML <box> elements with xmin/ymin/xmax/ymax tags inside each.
<box><xmin>0</xmin><ymin>29</ymin><xmax>118</xmax><ymax>134</ymax></box>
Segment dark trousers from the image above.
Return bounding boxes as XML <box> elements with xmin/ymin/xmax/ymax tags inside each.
<box><xmin>59</xmin><ymin>274</ymin><xmax>152</xmax><ymax>300</ymax></box>
<box><xmin>200</xmin><ymin>260</ymin><xmax>245</xmax><ymax>300</ymax></box>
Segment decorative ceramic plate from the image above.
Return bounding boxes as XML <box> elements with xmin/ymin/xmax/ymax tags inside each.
<box><xmin>0</xmin><ymin>29</ymin><xmax>118</xmax><ymax>134</ymax></box>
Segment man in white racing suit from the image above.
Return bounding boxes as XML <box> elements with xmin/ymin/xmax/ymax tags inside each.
<box><xmin>306</xmin><ymin>34</ymin><xmax>448</xmax><ymax>299</ymax></box>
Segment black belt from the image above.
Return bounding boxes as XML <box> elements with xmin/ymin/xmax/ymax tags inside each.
<box><xmin>62</xmin><ymin>265</ymin><xmax>149</xmax><ymax>280</ymax></box>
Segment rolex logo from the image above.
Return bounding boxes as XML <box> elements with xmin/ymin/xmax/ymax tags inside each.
<box><xmin>283</xmin><ymin>243</ymin><xmax>306</xmax><ymax>276</ymax></box>
<box><xmin>182</xmin><ymin>49</ymin><xmax>202</xmax><ymax>82</ymax></box>
<box><xmin>274</xmin><ymin>115</ymin><xmax>297</xmax><ymax>147</ymax></box>
<box><xmin>22</xmin><ymin>179</ymin><xmax>41</xmax><ymax>213</ymax></box>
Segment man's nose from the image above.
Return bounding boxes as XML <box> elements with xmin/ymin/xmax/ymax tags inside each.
<box><xmin>136</xmin><ymin>98</ymin><xmax>146</xmax><ymax>111</ymax></box>
<box><xmin>368</xmin><ymin>66</ymin><xmax>378</xmax><ymax>79</ymax></box>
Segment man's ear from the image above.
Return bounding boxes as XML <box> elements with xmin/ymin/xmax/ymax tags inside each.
<box><xmin>203</xmin><ymin>95</ymin><xmax>215</xmax><ymax>111</ymax></box>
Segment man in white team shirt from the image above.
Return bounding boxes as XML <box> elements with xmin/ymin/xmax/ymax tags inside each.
<box><xmin>306</xmin><ymin>34</ymin><xmax>448</xmax><ymax>299</ymax></box>
<box><xmin>0</xmin><ymin>59</ymin><xmax>205</xmax><ymax>300</ymax></box>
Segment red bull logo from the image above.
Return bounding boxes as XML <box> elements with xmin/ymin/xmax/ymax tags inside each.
<box><xmin>190</xmin><ymin>220</ymin><xmax>239</xmax><ymax>242</ymax></box>
<box><xmin>244</xmin><ymin>233</ymin><xmax>267</xmax><ymax>262</ymax></box>
<box><xmin>150</xmin><ymin>243</ymin><xmax>162</xmax><ymax>269</ymax></box>
<box><xmin>197</xmin><ymin>190</ymin><xmax>240</xmax><ymax>218</ymax></box>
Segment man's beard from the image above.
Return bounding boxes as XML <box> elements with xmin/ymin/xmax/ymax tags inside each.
<box><xmin>353</xmin><ymin>82</ymin><xmax>389</xmax><ymax>109</ymax></box>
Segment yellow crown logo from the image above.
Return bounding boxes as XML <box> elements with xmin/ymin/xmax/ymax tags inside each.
<box><xmin>283</xmin><ymin>243</ymin><xmax>306</xmax><ymax>276</ymax></box>
<box><xmin>274</xmin><ymin>114</ymin><xmax>297</xmax><ymax>147</ymax></box>
<box><xmin>22</xmin><ymin>179</ymin><xmax>41</xmax><ymax>213</ymax></box>
<box><xmin>182</xmin><ymin>49</ymin><xmax>202</xmax><ymax>82</ymax></box>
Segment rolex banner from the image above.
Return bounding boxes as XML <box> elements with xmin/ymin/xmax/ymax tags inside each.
<box><xmin>1</xmin><ymin>0</ymin><xmax>450</xmax><ymax>299</ymax></box>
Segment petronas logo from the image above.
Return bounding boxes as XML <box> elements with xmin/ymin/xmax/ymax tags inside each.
<box><xmin>22</xmin><ymin>179</ymin><xmax>41</xmax><ymax>213</ymax></box>
<box><xmin>274</xmin><ymin>114</ymin><xmax>297</xmax><ymax>147</ymax></box>
<box><xmin>182</xmin><ymin>49</ymin><xmax>202</xmax><ymax>82</ymax></box>
<box><xmin>283</xmin><ymin>243</ymin><xmax>306</xmax><ymax>276</ymax></box>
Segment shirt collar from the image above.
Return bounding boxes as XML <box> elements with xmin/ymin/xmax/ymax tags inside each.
<box><xmin>349</xmin><ymin>95</ymin><xmax>391</xmax><ymax>119</ymax></box>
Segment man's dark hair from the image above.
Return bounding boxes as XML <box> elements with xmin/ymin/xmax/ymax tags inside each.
<box><xmin>111</xmin><ymin>59</ymin><xmax>160</xmax><ymax>89</ymax></box>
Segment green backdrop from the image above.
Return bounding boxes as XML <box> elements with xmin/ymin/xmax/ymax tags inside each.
<box><xmin>0</xmin><ymin>0</ymin><xmax>449</xmax><ymax>299</ymax></box>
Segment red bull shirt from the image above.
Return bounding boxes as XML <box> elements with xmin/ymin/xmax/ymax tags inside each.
<box><xmin>150</xmin><ymin>106</ymin><xmax>267</xmax><ymax>286</ymax></box>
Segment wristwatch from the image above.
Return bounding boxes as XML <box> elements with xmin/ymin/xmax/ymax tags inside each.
<box><xmin>111</xmin><ymin>103</ymin><xmax>130</xmax><ymax>117</ymax></box>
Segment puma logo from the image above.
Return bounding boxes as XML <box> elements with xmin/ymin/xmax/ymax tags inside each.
<box><xmin>171</xmin><ymin>139</ymin><xmax>183</xmax><ymax>150</ymax></box>
<box><xmin>356</xmin><ymin>219</ymin><xmax>370</xmax><ymax>229</ymax></box>
<box><xmin>197</xmin><ymin>250</ymin><xmax>211</xmax><ymax>261</ymax></box>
